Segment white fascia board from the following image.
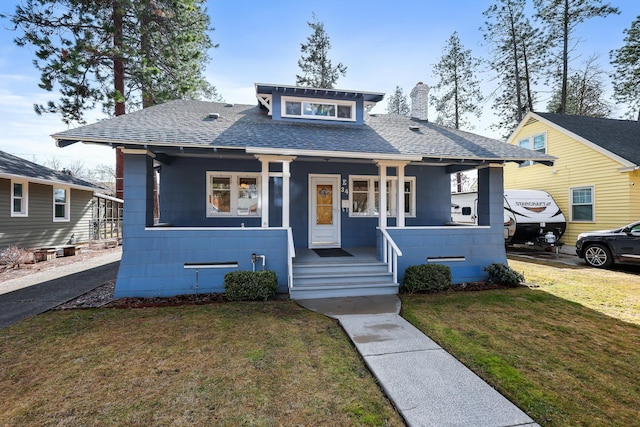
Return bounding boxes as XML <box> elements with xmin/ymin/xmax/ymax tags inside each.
<box><xmin>245</xmin><ymin>146</ymin><xmax>422</xmax><ymax>162</ymax></box>
<box><xmin>511</xmin><ymin>112</ymin><xmax>635</xmax><ymax>168</ymax></box>
<box><xmin>0</xmin><ymin>172</ymin><xmax>101</xmax><ymax>192</ymax></box>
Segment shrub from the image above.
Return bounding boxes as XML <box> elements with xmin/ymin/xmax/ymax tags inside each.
<box><xmin>484</xmin><ymin>263</ymin><xmax>524</xmax><ymax>287</ymax></box>
<box><xmin>0</xmin><ymin>245</ymin><xmax>32</xmax><ymax>270</ymax></box>
<box><xmin>224</xmin><ymin>270</ymin><xmax>278</xmax><ymax>301</ymax></box>
<box><xmin>403</xmin><ymin>263</ymin><xmax>451</xmax><ymax>293</ymax></box>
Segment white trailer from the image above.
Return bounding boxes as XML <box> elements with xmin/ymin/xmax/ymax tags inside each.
<box><xmin>451</xmin><ymin>189</ymin><xmax>566</xmax><ymax>245</ymax></box>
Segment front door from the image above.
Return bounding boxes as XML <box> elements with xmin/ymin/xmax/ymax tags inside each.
<box><xmin>309</xmin><ymin>174</ymin><xmax>341</xmax><ymax>248</ymax></box>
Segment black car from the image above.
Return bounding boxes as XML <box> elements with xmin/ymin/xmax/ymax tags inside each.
<box><xmin>576</xmin><ymin>221</ymin><xmax>640</xmax><ymax>268</ymax></box>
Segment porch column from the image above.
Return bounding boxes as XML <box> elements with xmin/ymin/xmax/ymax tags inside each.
<box><xmin>261</xmin><ymin>158</ymin><xmax>269</xmax><ymax>228</ymax></box>
<box><xmin>377</xmin><ymin>162</ymin><xmax>388</xmax><ymax>228</ymax></box>
<box><xmin>395</xmin><ymin>161</ymin><xmax>409</xmax><ymax>227</ymax></box>
<box><xmin>282</xmin><ymin>159</ymin><xmax>291</xmax><ymax>228</ymax></box>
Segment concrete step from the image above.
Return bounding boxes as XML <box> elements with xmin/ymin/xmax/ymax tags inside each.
<box><xmin>289</xmin><ymin>282</ymin><xmax>399</xmax><ymax>300</ymax></box>
<box><xmin>293</xmin><ymin>262</ymin><xmax>389</xmax><ymax>275</ymax></box>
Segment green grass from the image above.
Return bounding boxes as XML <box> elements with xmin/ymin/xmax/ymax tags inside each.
<box><xmin>0</xmin><ymin>302</ymin><xmax>403</xmax><ymax>426</ymax></box>
<box><xmin>401</xmin><ymin>259</ymin><xmax>640</xmax><ymax>426</ymax></box>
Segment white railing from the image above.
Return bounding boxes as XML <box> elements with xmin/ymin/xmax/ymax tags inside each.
<box><xmin>287</xmin><ymin>227</ymin><xmax>296</xmax><ymax>289</ymax></box>
<box><xmin>379</xmin><ymin>227</ymin><xmax>403</xmax><ymax>284</ymax></box>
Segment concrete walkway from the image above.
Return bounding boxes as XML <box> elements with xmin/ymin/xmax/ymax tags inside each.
<box><xmin>0</xmin><ymin>249</ymin><xmax>121</xmax><ymax>329</ymax></box>
<box><xmin>299</xmin><ymin>295</ymin><xmax>539</xmax><ymax>427</ymax></box>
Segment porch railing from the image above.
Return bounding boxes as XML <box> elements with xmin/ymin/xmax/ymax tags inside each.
<box><xmin>287</xmin><ymin>227</ymin><xmax>296</xmax><ymax>289</ymax></box>
<box><xmin>379</xmin><ymin>227</ymin><xmax>402</xmax><ymax>284</ymax></box>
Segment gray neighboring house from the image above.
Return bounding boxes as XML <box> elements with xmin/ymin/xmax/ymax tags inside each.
<box><xmin>0</xmin><ymin>150</ymin><xmax>103</xmax><ymax>249</ymax></box>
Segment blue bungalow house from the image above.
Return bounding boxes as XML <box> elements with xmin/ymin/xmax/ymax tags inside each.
<box><xmin>52</xmin><ymin>82</ymin><xmax>554</xmax><ymax>299</ymax></box>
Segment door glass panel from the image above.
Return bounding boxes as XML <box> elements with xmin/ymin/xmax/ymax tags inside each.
<box><xmin>316</xmin><ymin>184</ymin><xmax>333</xmax><ymax>225</ymax></box>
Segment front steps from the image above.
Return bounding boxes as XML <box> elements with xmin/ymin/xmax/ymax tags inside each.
<box><xmin>290</xmin><ymin>260</ymin><xmax>399</xmax><ymax>300</ymax></box>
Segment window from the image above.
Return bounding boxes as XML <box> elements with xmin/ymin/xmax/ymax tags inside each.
<box><xmin>11</xmin><ymin>180</ymin><xmax>28</xmax><ymax>217</ymax></box>
<box><xmin>349</xmin><ymin>176</ymin><xmax>415</xmax><ymax>217</ymax></box>
<box><xmin>207</xmin><ymin>172</ymin><xmax>260</xmax><ymax>217</ymax></box>
<box><xmin>282</xmin><ymin>96</ymin><xmax>355</xmax><ymax>122</ymax></box>
<box><xmin>570</xmin><ymin>186</ymin><xmax>594</xmax><ymax>221</ymax></box>
<box><xmin>518</xmin><ymin>133</ymin><xmax>546</xmax><ymax>167</ymax></box>
<box><xmin>53</xmin><ymin>187</ymin><xmax>70</xmax><ymax>222</ymax></box>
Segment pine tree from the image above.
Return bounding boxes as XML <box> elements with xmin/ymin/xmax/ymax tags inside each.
<box><xmin>5</xmin><ymin>0</ymin><xmax>217</xmax><ymax>124</ymax></box>
<box><xmin>610</xmin><ymin>16</ymin><xmax>640</xmax><ymax>121</ymax></box>
<box><xmin>547</xmin><ymin>56</ymin><xmax>611</xmax><ymax>117</ymax></box>
<box><xmin>296</xmin><ymin>13</ymin><xmax>347</xmax><ymax>89</ymax></box>
<box><xmin>482</xmin><ymin>0</ymin><xmax>547</xmax><ymax>136</ymax></box>
<box><xmin>386</xmin><ymin>86</ymin><xmax>410</xmax><ymax>116</ymax></box>
<box><xmin>431</xmin><ymin>32</ymin><xmax>483</xmax><ymax>129</ymax></box>
<box><xmin>534</xmin><ymin>0</ymin><xmax>619</xmax><ymax>115</ymax></box>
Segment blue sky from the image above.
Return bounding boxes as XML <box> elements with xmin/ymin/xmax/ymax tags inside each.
<box><xmin>0</xmin><ymin>0</ymin><xmax>637</xmax><ymax>170</ymax></box>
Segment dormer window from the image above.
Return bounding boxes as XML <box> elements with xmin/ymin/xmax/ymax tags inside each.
<box><xmin>282</xmin><ymin>96</ymin><xmax>355</xmax><ymax>122</ymax></box>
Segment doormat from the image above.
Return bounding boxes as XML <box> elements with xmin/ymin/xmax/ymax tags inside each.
<box><xmin>313</xmin><ymin>248</ymin><xmax>353</xmax><ymax>257</ymax></box>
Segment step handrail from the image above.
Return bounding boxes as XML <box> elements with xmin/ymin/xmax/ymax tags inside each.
<box><xmin>378</xmin><ymin>227</ymin><xmax>402</xmax><ymax>284</ymax></box>
<box><xmin>287</xmin><ymin>227</ymin><xmax>296</xmax><ymax>289</ymax></box>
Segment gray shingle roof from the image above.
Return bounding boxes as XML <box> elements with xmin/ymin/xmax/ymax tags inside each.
<box><xmin>0</xmin><ymin>150</ymin><xmax>101</xmax><ymax>190</ymax></box>
<box><xmin>52</xmin><ymin>100</ymin><xmax>554</xmax><ymax>164</ymax></box>
<box><xmin>536</xmin><ymin>113</ymin><xmax>640</xmax><ymax>166</ymax></box>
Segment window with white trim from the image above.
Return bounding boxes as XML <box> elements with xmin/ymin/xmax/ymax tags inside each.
<box><xmin>570</xmin><ymin>186</ymin><xmax>594</xmax><ymax>222</ymax></box>
<box><xmin>11</xmin><ymin>180</ymin><xmax>28</xmax><ymax>217</ymax></box>
<box><xmin>53</xmin><ymin>187</ymin><xmax>70</xmax><ymax>222</ymax></box>
<box><xmin>281</xmin><ymin>96</ymin><xmax>355</xmax><ymax>122</ymax></box>
<box><xmin>207</xmin><ymin>172</ymin><xmax>261</xmax><ymax>217</ymax></box>
<box><xmin>349</xmin><ymin>176</ymin><xmax>415</xmax><ymax>217</ymax></box>
<box><xmin>518</xmin><ymin>132</ymin><xmax>546</xmax><ymax>167</ymax></box>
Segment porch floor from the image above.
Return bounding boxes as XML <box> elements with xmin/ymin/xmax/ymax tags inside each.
<box><xmin>293</xmin><ymin>247</ymin><xmax>378</xmax><ymax>264</ymax></box>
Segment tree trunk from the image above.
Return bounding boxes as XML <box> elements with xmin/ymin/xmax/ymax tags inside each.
<box><xmin>508</xmin><ymin>7</ymin><xmax>523</xmax><ymax>122</ymax></box>
<box><xmin>560</xmin><ymin>0</ymin><xmax>569</xmax><ymax>115</ymax></box>
<box><xmin>113</xmin><ymin>0</ymin><xmax>125</xmax><ymax>200</ymax></box>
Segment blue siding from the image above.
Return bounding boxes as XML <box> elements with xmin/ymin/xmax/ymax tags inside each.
<box><xmin>271</xmin><ymin>90</ymin><xmax>366</xmax><ymax>125</ymax></box>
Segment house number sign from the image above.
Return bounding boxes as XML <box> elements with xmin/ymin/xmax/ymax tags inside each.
<box><xmin>341</xmin><ymin>178</ymin><xmax>348</xmax><ymax>196</ymax></box>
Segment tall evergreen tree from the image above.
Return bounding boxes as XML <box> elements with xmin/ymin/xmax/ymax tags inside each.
<box><xmin>386</xmin><ymin>86</ymin><xmax>410</xmax><ymax>116</ymax></box>
<box><xmin>296</xmin><ymin>13</ymin><xmax>347</xmax><ymax>89</ymax></box>
<box><xmin>547</xmin><ymin>56</ymin><xmax>611</xmax><ymax>117</ymax></box>
<box><xmin>610</xmin><ymin>16</ymin><xmax>640</xmax><ymax>121</ymax></box>
<box><xmin>431</xmin><ymin>32</ymin><xmax>483</xmax><ymax>129</ymax></box>
<box><xmin>534</xmin><ymin>0</ymin><xmax>619</xmax><ymax>115</ymax></box>
<box><xmin>5</xmin><ymin>0</ymin><xmax>217</xmax><ymax>124</ymax></box>
<box><xmin>482</xmin><ymin>0</ymin><xmax>546</xmax><ymax>136</ymax></box>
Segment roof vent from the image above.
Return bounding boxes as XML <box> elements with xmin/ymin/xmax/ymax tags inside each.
<box><xmin>208</xmin><ymin>113</ymin><xmax>220</xmax><ymax>119</ymax></box>
<box><xmin>224</xmin><ymin>103</ymin><xmax>234</xmax><ymax>108</ymax></box>
<box><xmin>409</xmin><ymin>125</ymin><xmax>420</xmax><ymax>131</ymax></box>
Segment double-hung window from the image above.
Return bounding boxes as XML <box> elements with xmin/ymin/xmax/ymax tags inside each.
<box><xmin>207</xmin><ymin>172</ymin><xmax>260</xmax><ymax>217</ymax></box>
<box><xmin>11</xmin><ymin>180</ymin><xmax>28</xmax><ymax>217</ymax></box>
<box><xmin>281</xmin><ymin>96</ymin><xmax>355</xmax><ymax>122</ymax></box>
<box><xmin>53</xmin><ymin>187</ymin><xmax>70</xmax><ymax>222</ymax></box>
<box><xmin>518</xmin><ymin>133</ymin><xmax>546</xmax><ymax>167</ymax></box>
<box><xmin>349</xmin><ymin>176</ymin><xmax>415</xmax><ymax>217</ymax></box>
<box><xmin>570</xmin><ymin>186</ymin><xmax>594</xmax><ymax>222</ymax></box>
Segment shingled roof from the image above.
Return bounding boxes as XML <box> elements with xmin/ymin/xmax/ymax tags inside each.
<box><xmin>52</xmin><ymin>99</ymin><xmax>555</xmax><ymax>165</ymax></box>
<box><xmin>534</xmin><ymin>113</ymin><xmax>640</xmax><ymax>166</ymax></box>
<box><xmin>0</xmin><ymin>150</ymin><xmax>101</xmax><ymax>191</ymax></box>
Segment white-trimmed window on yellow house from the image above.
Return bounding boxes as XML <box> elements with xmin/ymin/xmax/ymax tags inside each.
<box><xmin>518</xmin><ymin>133</ymin><xmax>546</xmax><ymax>167</ymax></box>
<box><xmin>11</xmin><ymin>180</ymin><xmax>28</xmax><ymax>217</ymax></box>
<box><xmin>349</xmin><ymin>176</ymin><xmax>416</xmax><ymax>217</ymax></box>
<box><xmin>53</xmin><ymin>186</ymin><xmax>70</xmax><ymax>222</ymax></box>
<box><xmin>207</xmin><ymin>172</ymin><xmax>260</xmax><ymax>217</ymax></box>
<box><xmin>570</xmin><ymin>186</ymin><xmax>594</xmax><ymax>222</ymax></box>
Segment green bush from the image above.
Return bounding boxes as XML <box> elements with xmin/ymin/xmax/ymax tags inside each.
<box><xmin>224</xmin><ymin>270</ymin><xmax>278</xmax><ymax>301</ymax></box>
<box><xmin>484</xmin><ymin>263</ymin><xmax>524</xmax><ymax>287</ymax></box>
<box><xmin>403</xmin><ymin>263</ymin><xmax>451</xmax><ymax>293</ymax></box>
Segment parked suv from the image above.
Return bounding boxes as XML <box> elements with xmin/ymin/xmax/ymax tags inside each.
<box><xmin>576</xmin><ymin>221</ymin><xmax>640</xmax><ymax>268</ymax></box>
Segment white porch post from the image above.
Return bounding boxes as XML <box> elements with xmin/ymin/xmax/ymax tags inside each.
<box><xmin>260</xmin><ymin>158</ymin><xmax>270</xmax><ymax>228</ymax></box>
<box><xmin>397</xmin><ymin>162</ymin><xmax>406</xmax><ymax>227</ymax></box>
<box><xmin>282</xmin><ymin>160</ymin><xmax>291</xmax><ymax>228</ymax></box>
<box><xmin>377</xmin><ymin>162</ymin><xmax>387</xmax><ymax>228</ymax></box>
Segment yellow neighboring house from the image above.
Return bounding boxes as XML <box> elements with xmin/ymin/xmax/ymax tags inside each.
<box><xmin>504</xmin><ymin>112</ymin><xmax>640</xmax><ymax>251</ymax></box>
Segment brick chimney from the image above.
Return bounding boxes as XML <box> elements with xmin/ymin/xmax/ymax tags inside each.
<box><xmin>410</xmin><ymin>82</ymin><xmax>429</xmax><ymax>121</ymax></box>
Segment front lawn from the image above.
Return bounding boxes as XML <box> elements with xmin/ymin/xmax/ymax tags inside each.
<box><xmin>402</xmin><ymin>259</ymin><xmax>640</xmax><ymax>426</ymax></box>
<box><xmin>0</xmin><ymin>302</ymin><xmax>403</xmax><ymax>426</ymax></box>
